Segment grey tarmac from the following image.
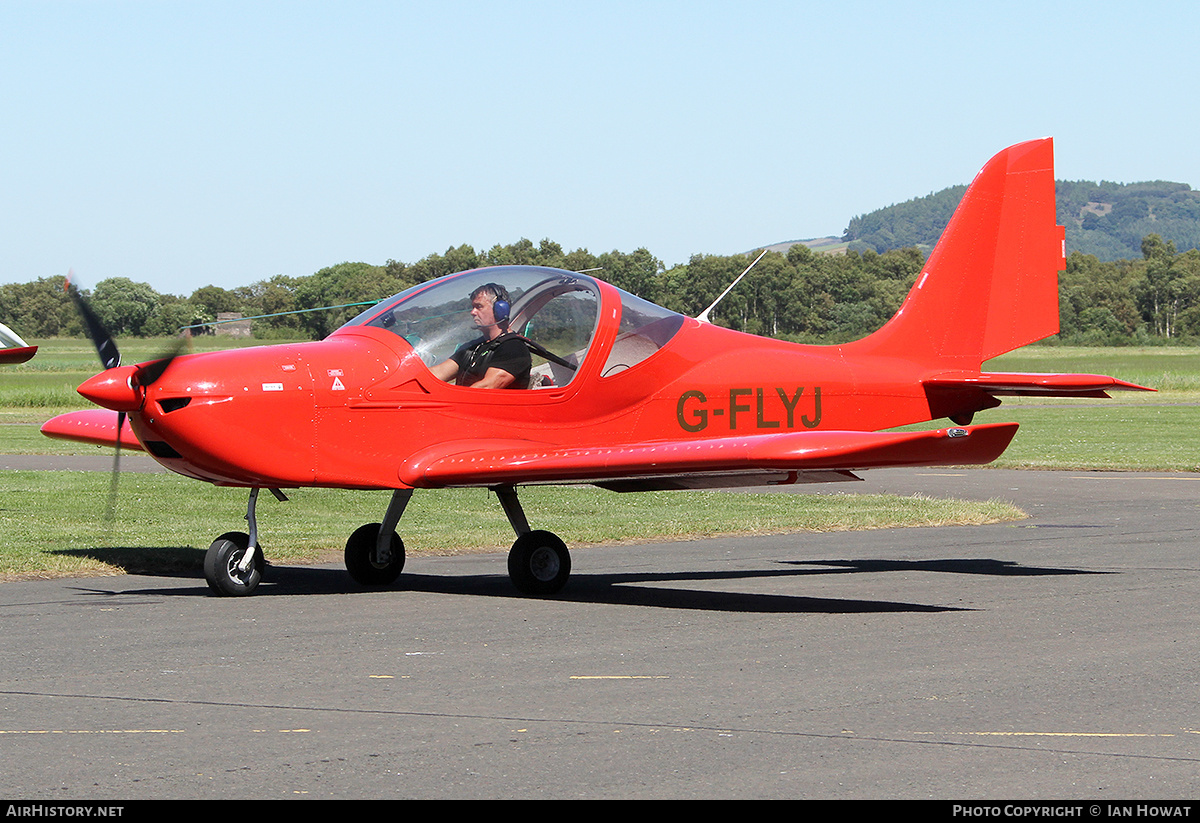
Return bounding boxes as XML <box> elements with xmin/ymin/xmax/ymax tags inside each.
<box><xmin>0</xmin><ymin>465</ymin><xmax>1197</xmax><ymax>800</ymax></box>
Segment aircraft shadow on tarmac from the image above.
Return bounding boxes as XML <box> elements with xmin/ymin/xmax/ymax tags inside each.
<box><xmin>785</xmin><ymin>558</ymin><xmax>1113</xmax><ymax>577</ymax></box>
<box><xmin>60</xmin><ymin>547</ymin><xmax>1110</xmax><ymax>614</ymax></box>
<box><xmin>54</xmin><ymin>546</ymin><xmax>208</xmax><ymax>579</ymax></box>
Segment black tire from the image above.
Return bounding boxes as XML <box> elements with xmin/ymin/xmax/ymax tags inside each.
<box><xmin>204</xmin><ymin>531</ymin><xmax>264</xmax><ymax>596</ymax></box>
<box><xmin>344</xmin><ymin>523</ymin><xmax>405</xmax><ymax>586</ymax></box>
<box><xmin>507</xmin><ymin>530</ymin><xmax>571</xmax><ymax>596</ymax></box>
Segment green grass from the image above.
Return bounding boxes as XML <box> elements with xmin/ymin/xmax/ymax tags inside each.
<box><xmin>0</xmin><ymin>472</ymin><xmax>1023</xmax><ymax>580</ymax></box>
<box><xmin>3</xmin><ymin>340</ymin><xmax>1197</xmax><ymax>580</ymax></box>
<box><xmin>976</xmin><ymin>403</ymin><xmax>1200</xmax><ymax>471</ymax></box>
<box><xmin>976</xmin><ymin>346</ymin><xmax>1200</xmax><ymax>471</ymax></box>
<box><xmin>988</xmin><ymin>346</ymin><xmax>1200</xmax><ymax>393</ymax></box>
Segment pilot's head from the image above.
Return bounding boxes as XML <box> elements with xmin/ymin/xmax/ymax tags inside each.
<box><xmin>469</xmin><ymin>283</ymin><xmax>511</xmax><ymax>332</ymax></box>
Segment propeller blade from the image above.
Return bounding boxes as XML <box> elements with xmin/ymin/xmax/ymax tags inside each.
<box><xmin>64</xmin><ymin>276</ymin><xmax>120</xmax><ymax>370</ymax></box>
<box><xmin>63</xmin><ymin>274</ymin><xmax>139</xmax><ymax>524</ymax></box>
<box><xmin>63</xmin><ymin>272</ymin><xmax>189</xmax><ymax>523</ymax></box>
<box><xmin>105</xmin><ymin>411</ymin><xmax>125</xmax><ymax>523</ymax></box>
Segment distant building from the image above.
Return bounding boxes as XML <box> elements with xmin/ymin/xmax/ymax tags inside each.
<box><xmin>215</xmin><ymin>312</ymin><xmax>252</xmax><ymax>338</ymax></box>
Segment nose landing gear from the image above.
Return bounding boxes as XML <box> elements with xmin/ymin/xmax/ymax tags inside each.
<box><xmin>203</xmin><ymin>487</ymin><xmax>285</xmax><ymax>597</ymax></box>
<box><xmin>204</xmin><ymin>531</ymin><xmax>264</xmax><ymax>596</ymax></box>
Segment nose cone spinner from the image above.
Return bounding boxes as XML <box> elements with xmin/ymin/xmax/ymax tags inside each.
<box><xmin>78</xmin><ymin>365</ymin><xmax>142</xmax><ymax>412</ymax></box>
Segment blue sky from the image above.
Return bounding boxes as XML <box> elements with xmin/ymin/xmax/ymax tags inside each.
<box><xmin>3</xmin><ymin>0</ymin><xmax>1198</xmax><ymax>296</ymax></box>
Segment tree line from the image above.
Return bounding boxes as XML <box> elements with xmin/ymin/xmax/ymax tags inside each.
<box><xmin>845</xmin><ymin>180</ymin><xmax>1200</xmax><ymax>263</ymax></box>
<box><xmin>2</xmin><ymin>234</ymin><xmax>1199</xmax><ymax>346</ymax></box>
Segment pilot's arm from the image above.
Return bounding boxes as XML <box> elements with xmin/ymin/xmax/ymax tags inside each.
<box><xmin>431</xmin><ymin>358</ymin><xmax>520</xmax><ymax>389</ymax></box>
<box><xmin>429</xmin><ymin>358</ymin><xmax>460</xmax><ymax>383</ymax></box>
<box><xmin>469</xmin><ymin>367</ymin><xmax>519</xmax><ymax>389</ymax></box>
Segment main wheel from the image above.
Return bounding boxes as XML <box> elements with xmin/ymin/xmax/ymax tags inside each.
<box><xmin>204</xmin><ymin>531</ymin><xmax>264</xmax><ymax>596</ymax></box>
<box><xmin>507</xmin><ymin>530</ymin><xmax>571</xmax><ymax>596</ymax></box>
<box><xmin>344</xmin><ymin>523</ymin><xmax>405</xmax><ymax>586</ymax></box>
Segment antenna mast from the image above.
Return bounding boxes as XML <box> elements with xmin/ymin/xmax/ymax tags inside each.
<box><xmin>696</xmin><ymin>248</ymin><xmax>768</xmax><ymax>324</ymax></box>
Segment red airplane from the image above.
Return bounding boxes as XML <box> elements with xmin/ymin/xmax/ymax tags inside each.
<box><xmin>42</xmin><ymin>138</ymin><xmax>1149</xmax><ymax>597</ymax></box>
<box><xmin>0</xmin><ymin>321</ymin><xmax>37</xmax><ymax>364</ymax></box>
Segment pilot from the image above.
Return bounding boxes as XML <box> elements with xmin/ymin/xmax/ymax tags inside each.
<box><xmin>429</xmin><ymin>283</ymin><xmax>532</xmax><ymax>389</ymax></box>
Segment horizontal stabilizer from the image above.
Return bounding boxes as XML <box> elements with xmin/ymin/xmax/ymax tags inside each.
<box><xmin>398</xmin><ymin>424</ymin><xmax>1020</xmax><ymax>489</ymax></box>
<box><xmin>926</xmin><ymin>371</ymin><xmax>1154</xmax><ymax>398</ymax></box>
<box><xmin>40</xmin><ymin>409</ymin><xmax>144</xmax><ymax>451</ymax></box>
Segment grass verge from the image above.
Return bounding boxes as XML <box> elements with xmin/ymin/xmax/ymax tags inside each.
<box><xmin>0</xmin><ymin>471</ymin><xmax>1024</xmax><ymax>581</ymax></box>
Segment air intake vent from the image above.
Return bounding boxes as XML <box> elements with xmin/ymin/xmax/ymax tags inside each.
<box><xmin>145</xmin><ymin>440</ymin><xmax>183</xmax><ymax>459</ymax></box>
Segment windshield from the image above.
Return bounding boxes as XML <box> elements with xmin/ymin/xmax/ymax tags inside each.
<box><xmin>343</xmin><ymin>267</ymin><xmax>603</xmax><ymax>388</ymax></box>
<box><xmin>601</xmin><ymin>290</ymin><xmax>686</xmax><ymax>376</ymax></box>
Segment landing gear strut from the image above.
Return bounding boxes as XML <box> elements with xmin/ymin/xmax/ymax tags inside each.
<box><xmin>495</xmin><ymin>485</ymin><xmax>572</xmax><ymax>596</ymax></box>
<box><xmin>204</xmin><ymin>487</ymin><xmax>285</xmax><ymax>596</ymax></box>
<box><xmin>205</xmin><ymin>484</ymin><xmax>573</xmax><ymax>597</ymax></box>
<box><xmin>345</xmin><ymin>489</ymin><xmax>409</xmax><ymax>586</ymax></box>
<box><xmin>342</xmin><ymin>485</ymin><xmax>573</xmax><ymax>596</ymax></box>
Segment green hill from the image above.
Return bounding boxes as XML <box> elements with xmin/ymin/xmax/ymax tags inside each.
<box><xmin>842</xmin><ymin>180</ymin><xmax>1200</xmax><ymax>261</ymax></box>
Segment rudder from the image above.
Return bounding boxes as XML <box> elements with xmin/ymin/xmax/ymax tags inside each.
<box><xmin>854</xmin><ymin>139</ymin><xmax>1065</xmax><ymax>369</ymax></box>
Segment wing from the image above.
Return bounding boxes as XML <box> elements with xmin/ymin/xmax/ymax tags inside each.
<box><xmin>397</xmin><ymin>423</ymin><xmax>1019</xmax><ymax>491</ymax></box>
<box><xmin>0</xmin><ymin>345</ymin><xmax>37</xmax><ymax>364</ymax></box>
<box><xmin>40</xmin><ymin>409</ymin><xmax>144</xmax><ymax>451</ymax></box>
<box><xmin>0</xmin><ymin>322</ymin><xmax>36</xmax><ymax>364</ymax></box>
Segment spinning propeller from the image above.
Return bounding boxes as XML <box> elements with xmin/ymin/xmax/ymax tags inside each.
<box><xmin>64</xmin><ymin>275</ymin><xmax>188</xmax><ymax>517</ymax></box>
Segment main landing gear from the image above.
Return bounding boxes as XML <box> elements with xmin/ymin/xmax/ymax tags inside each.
<box><xmin>494</xmin><ymin>486</ymin><xmax>571</xmax><ymax>596</ymax></box>
<box><xmin>204</xmin><ymin>484</ymin><xmax>572</xmax><ymax>597</ymax></box>
<box><xmin>343</xmin><ymin>485</ymin><xmax>572</xmax><ymax>596</ymax></box>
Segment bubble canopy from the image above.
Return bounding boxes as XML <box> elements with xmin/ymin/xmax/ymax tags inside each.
<box><xmin>340</xmin><ymin>266</ymin><xmax>685</xmax><ymax>386</ymax></box>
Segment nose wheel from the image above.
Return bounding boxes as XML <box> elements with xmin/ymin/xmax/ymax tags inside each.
<box><xmin>204</xmin><ymin>531</ymin><xmax>264</xmax><ymax>596</ymax></box>
<box><xmin>203</xmin><ymin>487</ymin><xmax>284</xmax><ymax>597</ymax></box>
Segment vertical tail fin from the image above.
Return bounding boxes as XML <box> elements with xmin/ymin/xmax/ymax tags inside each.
<box><xmin>854</xmin><ymin>138</ymin><xmax>1065</xmax><ymax>369</ymax></box>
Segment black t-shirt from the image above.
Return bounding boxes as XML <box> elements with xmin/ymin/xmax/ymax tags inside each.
<box><xmin>450</xmin><ymin>334</ymin><xmax>532</xmax><ymax>388</ymax></box>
